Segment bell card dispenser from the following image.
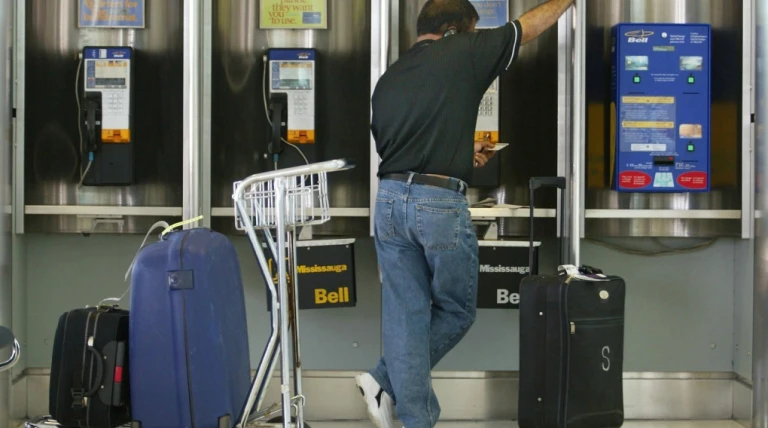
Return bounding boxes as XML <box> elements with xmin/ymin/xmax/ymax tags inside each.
<box><xmin>611</xmin><ymin>23</ymin><xmax>711</xmax><ymax>192</ymax></box>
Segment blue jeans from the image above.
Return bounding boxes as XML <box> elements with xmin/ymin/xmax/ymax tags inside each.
<box><xmin>369</xmin><ymin>174</ymin><xmax>479</xmax><ymax>428</ymax></box>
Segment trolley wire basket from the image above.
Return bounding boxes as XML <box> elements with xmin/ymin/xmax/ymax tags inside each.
<box><xmin>234</xmin><ymin>171</ymin><xmax>331</xmax><ymax>231</ymax></box>
<box><xmin>232</xmin><ymin>158</ymin><xmax>355</xmax><ymax>428</ymax></box>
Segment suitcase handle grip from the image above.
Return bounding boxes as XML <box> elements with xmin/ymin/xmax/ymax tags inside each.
<box><xmin>84</xmin><ymin>346</ymin><xmax>105</xmax><ymax>397</ymax></box>
<box><xmin>528</xmin><ymin>177</ymin><xmax>567</xmax><ymax>273</ymax></box>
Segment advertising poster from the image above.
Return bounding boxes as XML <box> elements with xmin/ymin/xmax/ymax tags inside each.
<box><xmin>261</xmin><ymin>0</ymin><xmax>328</xmax><ymax>29</ymax></box>
<box><xmin>469</xmin><ymin>0</ymin><xmax>509</xmax><ymax>29</ymax></box>
<box><xmin>79</xmin><ymin>0</ymin><xmax>145</xmax><ymax>29</ymax></box>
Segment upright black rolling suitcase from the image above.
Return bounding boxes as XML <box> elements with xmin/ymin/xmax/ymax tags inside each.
<box><xmin>49</xmin><ymin>306</ymin><xmax>132</xmax><ymax>428</ymax></box>
<box><xmin>518</xmin><ymin>177</ymin><xmax>626</xmax><ymax>428</ymax></box>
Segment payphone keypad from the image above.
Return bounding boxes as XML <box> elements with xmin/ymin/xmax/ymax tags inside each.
<box><xmin>292</xmin><ymin>93</ymin><xmax>311</xmax><ymax>117</ymax></box>
<box><xmin>475</xmin><ymin>78</ymin><xmax>500</xmax><ymax>145</ymax></box>
<box><xmin>478</xmin><ymin>79</ymin><xmax>498</xmax><ymax>117</ymax></box>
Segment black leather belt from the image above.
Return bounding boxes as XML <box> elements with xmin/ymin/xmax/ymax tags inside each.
<box><xmin>382</xmin><ymin>173</ymin><xmax>467</xmax><ymax>195</ymax></box>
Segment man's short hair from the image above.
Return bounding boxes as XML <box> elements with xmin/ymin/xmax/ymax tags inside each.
<box><xmin>416</xmin><ymin>0</ymin><xmax>480</xmax><ymax>36</ymax></box>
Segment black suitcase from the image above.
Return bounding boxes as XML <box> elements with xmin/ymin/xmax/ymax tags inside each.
<box><xmin>518</xmin><ymin>177</ymin><xmax>626</xmax><ymax>428</ymax></box>
<box><xmin>49</xmin><ymin>306</ymin><xmax>131</xmax><ymax>428</ymax></box>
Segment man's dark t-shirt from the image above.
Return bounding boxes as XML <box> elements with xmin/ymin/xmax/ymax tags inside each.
<box><xmin>371</xmin><ymin>21</ymin><xmax>523</xmax><ymax>184</ymax></box>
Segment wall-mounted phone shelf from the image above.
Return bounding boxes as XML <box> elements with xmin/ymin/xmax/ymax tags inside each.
<box><xmin>584</xmin><ymin>209</ymin><xmax>742</xmax><ymax>220</ymax></box>
<box><xmin>469</xmin><ymin>208</ymin><xmax>556</xmax><ymax>218</ymax></box>
<box><xmin>210</xmin><ymin>207</ymin><xmax>370</xmax><ymax>218</ymax></box>
<box><xmin>25</xmin><ymin>205</ymin><xmax>183</xmax><ymax>217</ymax></box>
<box><xmin>211</xmin><ymin>207</ymin><xmax>557</xmax><ymax>219</ymax></box>
<box><xmin>24</xmin><ymin>206</ymin><xmax>741</xmax><ymax>221</ymax></box>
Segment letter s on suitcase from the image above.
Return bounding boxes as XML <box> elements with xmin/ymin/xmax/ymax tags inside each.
<box><xmin>518</xmin><ymin>177</ymin><xmax>626</xmax><ymax>428</ymax></box>
<box><xmin>49</xmin><ymin>307</ymin><xmax>131</xmax><ymax>428</ymax></box>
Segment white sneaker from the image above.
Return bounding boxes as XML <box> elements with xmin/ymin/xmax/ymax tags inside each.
<box><xmin>355</xmin><ymin>372</ymin><xmax>397</xmax><ymax>428</ymax></box>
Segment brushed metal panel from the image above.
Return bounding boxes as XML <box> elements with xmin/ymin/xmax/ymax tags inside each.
<box><xmin>397</xmin><ymin>0</ymin><xmax>561</xmax><ymax>240</ymax></box>
<box><xmin>753</xmin><ymin>0</ymin><xmax>768</xmax><ymax>424</ymax></box>
<box><xmin>19</xmin><ymin>369</ymin><xmax>737</xmax><ymax>421</ymax></box>
<box><xmin>210</xmin><ymin>0</ymin><xmax>372</xmax><ymax>237</ymax></box>
<box><xmin>1</xmin><ymin>1</ymin><xmax>13</xmax><ymax>425</ymax></box>
<box><xmin>11</xmin><ymin>376</ymin><xmax>26</xmax><ymax>421</ymax></box>
<box><xmin>624</xmin><ymin>378</ymin><xmax>732</xmax><ymax>420</ymax></box>
<box><xmin>24</xmin><ymin>0</ymin><xmax>185</xmax><ymax>233</ymax></box>
<box><xmin>24</xmin><ymin>372</ymin><xmax>46</xmax><ymax>420</ymax></box>
<box><xmin>733</xmin><ymin>379</ymin><xmax>752</xmax><ymax>428</ymax></box>
<box><xmin>584</xmin><ymin>0</ymin><xmax>743</xmax><ymax>237</ymax></box>
<box><xmin>244</xmin><ymin>372</ymin><xmax>738</xmax><ymax>421</ymax></box>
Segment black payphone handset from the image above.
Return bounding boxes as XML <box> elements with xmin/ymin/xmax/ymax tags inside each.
<box><xmin>84</xmin><ymin>96</ymin><xmax>102</xmax><ymax>157</ymax></box>
<box><xmin>77</xmin><ymin>46</ymin><xmax>135</xmax><ymax>187</ymax></box>
<box><xmin>267</xmin><ymin>92</ymin><xmax>288</xmax><ymax>169</ymax></box>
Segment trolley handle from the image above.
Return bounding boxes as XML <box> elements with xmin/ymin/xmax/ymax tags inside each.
<box><xmin>0</xmin><ymin>327</ymin><xmax>20</xmax><ymax>373</ymax></box>
<box><xmin>233</xmin><ymin>158</ymin><xmax>356</xmax><ymax>200</ymax></box>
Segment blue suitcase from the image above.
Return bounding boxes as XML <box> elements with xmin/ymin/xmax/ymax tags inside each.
<box><xmin>129</xmin><ymin>228</ymin><xmax>251</xmax><ymax>428</ymax></box>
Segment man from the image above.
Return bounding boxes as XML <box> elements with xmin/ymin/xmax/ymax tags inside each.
<box><xmin>356</xmin><ymin>0</ymin><xmax>574</xmax><ymax>427</ymax></box>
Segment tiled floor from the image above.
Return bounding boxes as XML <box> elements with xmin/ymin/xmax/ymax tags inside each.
<box><xmin>17</xmin><ymin>421</ymin><xmax>745</xmax><ymax>427</ymax></box>
<box><xmin>307</xmin><ymin>422</ymin><xmax>743</xmax><ymax>427</ymax></box>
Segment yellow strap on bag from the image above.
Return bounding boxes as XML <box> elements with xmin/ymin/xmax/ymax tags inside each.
<box><xmin>94</xmin><ymin>216</ymin><xmax>205</xmax><ymax>308</ymax></box>
<box><xmin>161</xmin><ymin>215</ymin><xmax>205</xmax><ymax>237</ymax></box>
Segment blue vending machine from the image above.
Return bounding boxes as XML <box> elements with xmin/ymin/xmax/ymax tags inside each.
<box><xmin>611</xmin><ymin>23</ymin><xmax>711</xmax><ymax>192</ymax></box>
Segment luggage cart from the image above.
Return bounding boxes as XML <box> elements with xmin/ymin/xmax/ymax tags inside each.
<box><xmin>232</xmin><ymin>159</ymin><xmax>355</xmax><ymax>428</ymax></box>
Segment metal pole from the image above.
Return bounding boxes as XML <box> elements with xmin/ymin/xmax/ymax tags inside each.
<box><xmin>742</xmin><ymin>0</ymin><xmax>756</xmax><ymax>240</ymax></box>
<box><xmin>570</xmin><ymin>1</ymin><xmax>585</xmax><ymax>266</ymax></box>
<box><xmin>753</xmin><ymin>0</ymin><xmax>768</xmax><ymax>424</ymax></box>
<box><xmin>12</xmin><ymin>0</ymin><xmax>23</xmax><ymax>235</ymax></box>
<box><xmin>275</xmin><ymin>179</ymin><xmax>293</xmax><ymax>425</ymax></box>
<box><xmin>289</xmin><ymin>231</ymin><xmax>305</xmax><ymax>427</ymax></box>
<box><xmin>200</xmin><ymin>0</ymin><xmax>212</xmax><ymax>228</ymax></box>
<box><xmin>557</xmin><ymin>7</ymin><xmax>574</xmax><ymax>263</ymax></box>
<box><xmin>369</xmin><ymin>0</ymin><xmax>390</xmax><ymax>236</ymax></box>
<box><xmin>183</xmin><ymin>0</ymin><xmax>204</xmax><ymax>225</ymax></box>
<box><xmin>0</xmin><ymin>0</ymin><xmax>13</xmax><ymax>424</ymax></box>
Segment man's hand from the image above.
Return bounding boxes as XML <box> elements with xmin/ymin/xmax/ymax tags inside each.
<box><xmin>474</xmin><ymin>141</ymin><xmax>497</xmax><ymax>168</ymax></box>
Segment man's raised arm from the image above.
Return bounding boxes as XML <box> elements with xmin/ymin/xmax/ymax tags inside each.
<box><xmin>517</xmin><ymin>0</ymin><xmax>573</xmax><ymax>45</ymax></box>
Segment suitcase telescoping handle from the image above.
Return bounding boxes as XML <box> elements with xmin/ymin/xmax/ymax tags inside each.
<box><xmin>528</xmin><ymin>177</ymin><xmax>566</xmax><ymax>275</ymax></box>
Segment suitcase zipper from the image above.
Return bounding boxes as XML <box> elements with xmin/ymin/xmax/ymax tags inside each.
<box><xmin>570</xmin><ymin>317</ymin><xmax>623</xmax><ymax>334</ymax></box>
<box><xmin>178</xmin><ymin>231</ymin><xmax>197</xmax><ymax>428</ymax></box>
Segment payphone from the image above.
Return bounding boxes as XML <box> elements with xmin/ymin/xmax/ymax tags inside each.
<box><xmin>79</xmin><ymin>46</ymin><xmax>135</xmax><ymax>186</ymax></box>
<box><xmin>611</xmin><ymin>23</ymin><xmax>711</xmax><ymax>192</ymax></box>
<box><xmin>468</xmin><ymin>0</ymin><xmax>509</xmax><ymax>187</ymax></box>
<box><xmin>266</xmin><ymin>48</ymin><xmax>317</xmax><ymax>165</ymax></box>
<box><xmin>471</xmin><ymin>76</ymin><xmax>503</xmax><ymax>188</ymax></box>
<box><xmin>475</xmin><ymin>78</ymin><xmax>500</xmax><ymax>146</ymax></box>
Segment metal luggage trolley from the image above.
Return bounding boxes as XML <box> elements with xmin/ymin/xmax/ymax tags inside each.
<box><xmin>232</xmin><ymin>159</ymin><xmax>355</xmax><ymax>428</ymax></box>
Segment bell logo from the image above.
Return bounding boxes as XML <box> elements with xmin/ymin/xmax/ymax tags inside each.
<box><xmin>625</xmin><ymin>29</ymin><xmax>653</xmax><ymax>44</ymax></box>
<box><xmin>315</xmin><ymin>287</ymin><xmax>350</xmax><ymax>304</ymax></box>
